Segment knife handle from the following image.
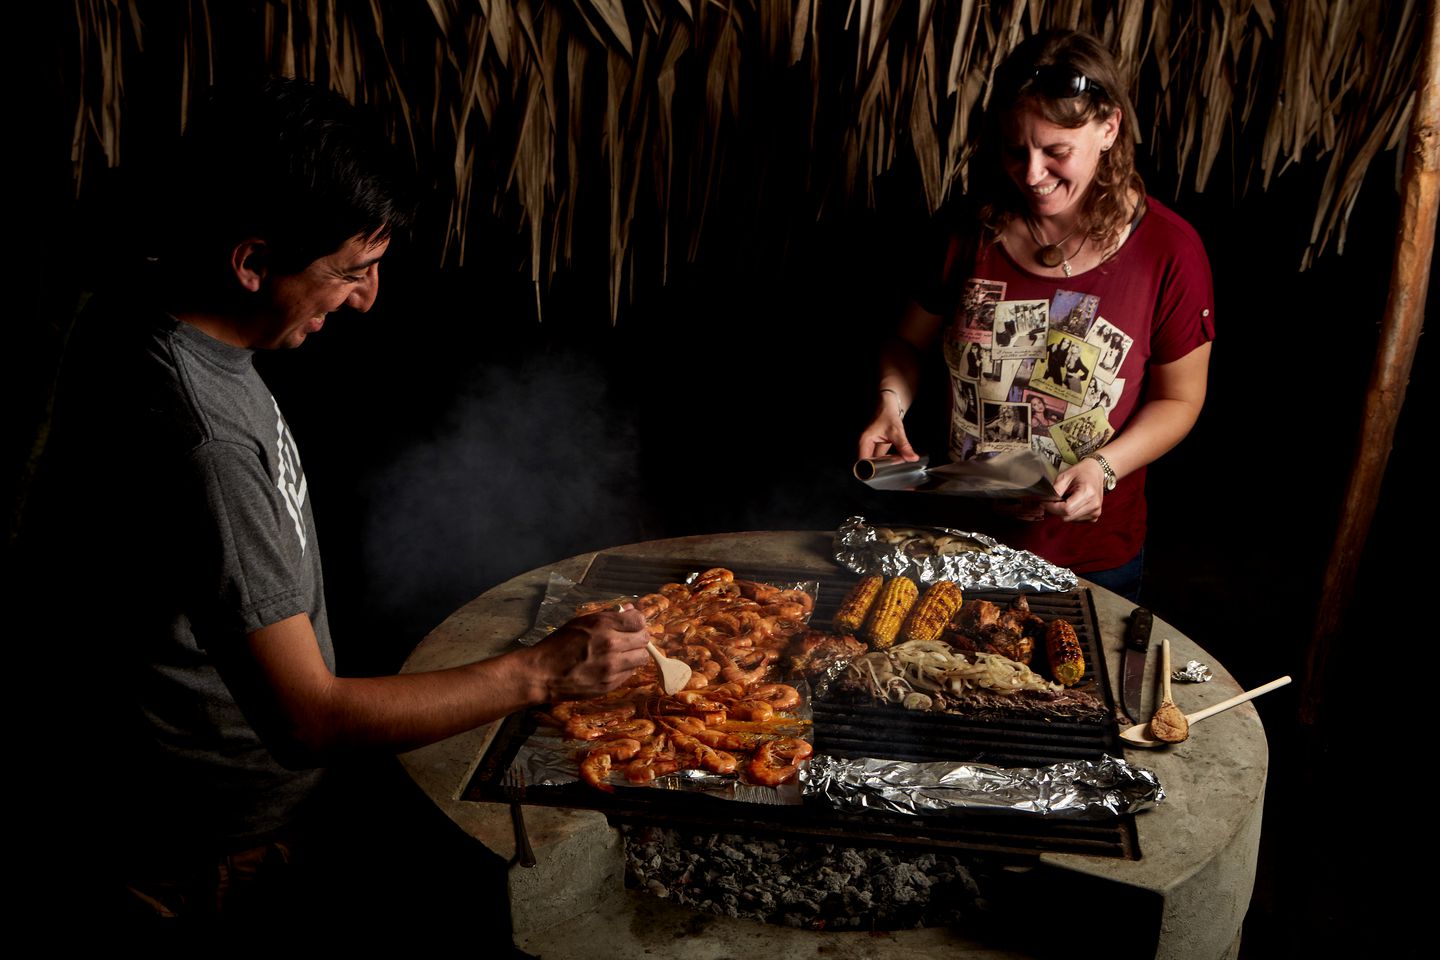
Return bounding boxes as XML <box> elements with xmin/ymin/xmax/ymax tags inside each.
<box><xmin>1125</xmin><ymin>608</ymin><xmax>1153</xmax><ymax>652</ymax></box>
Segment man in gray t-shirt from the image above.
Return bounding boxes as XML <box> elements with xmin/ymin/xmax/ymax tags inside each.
<box><xmin>37</xmin><ymin>79</ymin><xmax>651</xmax><ymax>917</ymax></box>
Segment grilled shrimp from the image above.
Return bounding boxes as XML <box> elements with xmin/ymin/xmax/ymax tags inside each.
<box><xmin>747</xmin><ymin>737</ymin><xmax>813</xmax><ymax>786</ymax></box>
<box><xmin>579</xmin><ymin>738</ymin><xmax>642</xmax><ymax>792</ymax></box>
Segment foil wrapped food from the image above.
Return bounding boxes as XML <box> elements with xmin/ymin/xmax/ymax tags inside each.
<box><xmin>1173</xmin><ymin>660</ymin><xmax>1214</xmax><ymax>683</ymax></box>
<box><xmin>833</xmin><ymin>516</ymin><xmax>1077</xmax><ymax>591</ymax></box>
<box><xmin>802</xmin><ymin>754</ymin><xmax>1163</xmax><ymax>819</ymax></box>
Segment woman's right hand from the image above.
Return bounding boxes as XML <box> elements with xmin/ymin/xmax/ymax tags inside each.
<box><xmin>862</xmin><ymin>316</ymin><xmax>941</xmax><ymax>463</ymax></box>
<box><xmin>858</xmin><ymin>404</ymin><xmax>919</xmax><ymax>461</ymax></box>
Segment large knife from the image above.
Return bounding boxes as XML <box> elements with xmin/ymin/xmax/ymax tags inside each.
<box><xmin>1120</xmin><ymin>608</ymin><xmax>1153</xmax><ymax>724</ymax></box>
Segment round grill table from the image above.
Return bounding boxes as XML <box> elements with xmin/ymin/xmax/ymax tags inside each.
<box><xmin>399</xmin><ymin>531</ymin><xmax>1265</xmax><ymax>960</ymax></box>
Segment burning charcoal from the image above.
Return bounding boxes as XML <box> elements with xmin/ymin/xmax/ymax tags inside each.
<box><xmin>623</xmin><ymin>826</ymin><xmax>990</xmax><ymax>930</ymax></box>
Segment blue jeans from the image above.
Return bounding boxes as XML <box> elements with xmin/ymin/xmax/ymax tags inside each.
<box><xmin>1082</xmin><ymin>550</ymin><xmax>1144</xmax><ymax>603</ymax></box>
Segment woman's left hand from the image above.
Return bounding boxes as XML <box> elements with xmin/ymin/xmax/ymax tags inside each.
<box><xmin>1044</xmin><ymin>458</ymin><xmax>1106</xmax><ymax>522</ymax></box>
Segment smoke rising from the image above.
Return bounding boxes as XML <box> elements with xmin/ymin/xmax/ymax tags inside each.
<box><xmin>359</xmin><ymin>348</ymin><xmax>643</xmax><ymax>641</ymax></box>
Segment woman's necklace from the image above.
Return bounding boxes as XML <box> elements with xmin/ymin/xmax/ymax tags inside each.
<box><xmin>1024</xmin><ymin>217</ymin><xmax>1087</xmax><ymax>277</ymax></box>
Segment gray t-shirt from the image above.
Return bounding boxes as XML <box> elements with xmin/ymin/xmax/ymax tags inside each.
<box><xmin>87</xmin><ymin>317</ymin><xmax>337</xmax><ymax>851</ymax></box>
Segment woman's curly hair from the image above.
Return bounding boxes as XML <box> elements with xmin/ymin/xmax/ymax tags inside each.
<box><xmin>976</xmin><ymin>30</ymin><xmax>1146</xmax><ymax>247</ymax></box>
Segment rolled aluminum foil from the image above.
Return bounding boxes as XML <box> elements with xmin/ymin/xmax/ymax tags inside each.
<box><xmin>833</xmin><ymin>516</ymin><xmax>1077</xmax><ymax>591</ymax></box>
<box><xmin>801</xmin><ymin>754</ymin><xmax>1163</xmax><ymax>819</ymax></box>
<box><xmin>1173</xmin><ymin>660</ymin><xmax>1214</xmax><ymax>683</ymax></box>
<box><xmin>853</xmin><ymin>454</ymin><xmax>931</xmax><ymax>487</ymax></box>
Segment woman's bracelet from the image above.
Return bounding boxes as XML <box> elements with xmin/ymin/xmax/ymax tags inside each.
<box><xmin>879</xmin><ymin>387</ymin><xmax>906</xmax><ymax>418</ymax></box>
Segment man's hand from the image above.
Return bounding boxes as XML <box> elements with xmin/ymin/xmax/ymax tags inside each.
<box><xmin>528</xmin><ymin>607</ymin><xmax>652</xmax><ymax>703</ymax></box>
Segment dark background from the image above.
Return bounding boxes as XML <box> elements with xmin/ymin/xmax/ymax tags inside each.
<box><xmin>10</xmin><ymin>8</ymin><xmax>1432</xmax><ymax>952</ymax></box>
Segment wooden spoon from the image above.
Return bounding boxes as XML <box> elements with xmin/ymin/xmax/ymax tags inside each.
<box><xmin>646</xmin><ymin>641</ymin><xmax>692</xmax><ymax>695</ymax></box>
<box><xmin>1147</xmin><ymin>638</ymin><xmax>1189</xmax><ymax>743</ymax></box>
<box><xmin>1121</xmin><ymin>675</ymin><xmax>1292</xmax><ymax>748</ymax></box>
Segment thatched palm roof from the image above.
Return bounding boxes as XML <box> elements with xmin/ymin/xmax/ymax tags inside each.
<box><xmin>67</xmin><ymin>1</ymin><xmax>1427</xmax><ymax>317</ymax></box>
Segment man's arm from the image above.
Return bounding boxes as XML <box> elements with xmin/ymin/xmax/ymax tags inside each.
<box><xmin>220</xmin><ymin>608</ymin><xmax>651</xmax><ymax>765</ymax></box>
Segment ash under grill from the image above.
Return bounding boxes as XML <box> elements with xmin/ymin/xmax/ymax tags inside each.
<box><xmin>464</xmin><ymin>553</ymin><xmax>1139</xmax><ymax>862</ymax></box>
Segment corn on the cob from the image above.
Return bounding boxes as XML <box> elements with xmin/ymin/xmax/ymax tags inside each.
<box><xmin>864</xmin><ymin>577</ymin><xmax>919</xmax><ymax>649</ymax></box>
<box><xmin>901</xmin><ymin>581</ymin><xmax>964</xmax><ymax>644</ymax></box>
<box><xmin>833</xmin><ymin>575</ymin><xmax>883</xmax><ymax>634</ymax></box>
<box><xmin>1045</xmin><ymin>618</ymin><xmax>1086</xmax><ymax>686</ymax></box>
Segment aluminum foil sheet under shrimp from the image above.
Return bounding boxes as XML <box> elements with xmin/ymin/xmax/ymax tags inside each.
<box><xmin>540</xmin><ymin>568</ymin><xmax>818</xmax><ymax>793</ymax></box>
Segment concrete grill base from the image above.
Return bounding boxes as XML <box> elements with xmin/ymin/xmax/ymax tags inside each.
<box><xmin>400</xmin><ymin>532</ymin><xmax>1263</xmax><ymax>960</ymax></box>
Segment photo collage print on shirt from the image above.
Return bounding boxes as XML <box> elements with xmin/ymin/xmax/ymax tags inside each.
<box><xmin>943</xmin><ymin>279</ymin><xmax>1133</xmax><ymax>472</ymax></box>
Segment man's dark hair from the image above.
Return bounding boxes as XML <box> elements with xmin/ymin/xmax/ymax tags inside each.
<box><xmin>169</xmin><ymin>77</ymin><xmax>414</xmax><ymax>275</ymax></box>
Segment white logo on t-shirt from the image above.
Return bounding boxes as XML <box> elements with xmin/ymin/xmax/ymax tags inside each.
<box><xmin>272</xmin><ymin>397</ymin><xmax>308</xmax><ymax>553</ymax></box>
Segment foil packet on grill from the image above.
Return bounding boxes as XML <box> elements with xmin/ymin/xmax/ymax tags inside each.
<box><xmin>801</xmin><ymin>754</ymin><xmax>1163</xmax><ymax>819</ymax></box>
<box><xmin>833</xmin><ymin>516</ymin><xmax>1077</xmax><ymax>591</ymax></box>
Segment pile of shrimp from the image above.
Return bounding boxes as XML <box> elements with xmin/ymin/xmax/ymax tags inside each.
<box><xmin>575</xmin><ymin>567</ymin><xmax>817</xmax><ymax>690</ymax></box>
<box><xmin>553</xmin><ymin>568</ymin><xmax>816</xmax><ymax>791</ymax></box>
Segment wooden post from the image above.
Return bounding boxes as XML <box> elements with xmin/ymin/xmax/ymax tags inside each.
<box><xmin>1301</xmin><ymin>4</ymin><xmax>1440</xmax><ymax>724</ymax></box>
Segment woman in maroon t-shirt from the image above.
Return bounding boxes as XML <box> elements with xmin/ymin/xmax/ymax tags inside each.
<box><xmin>857</xmin><ymin>30</ymin><xmax>1215</xmax><ymax>599</ymax></box>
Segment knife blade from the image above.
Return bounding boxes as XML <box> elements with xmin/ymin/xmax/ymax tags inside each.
<box><xmin>1120</xmin><ymin>607</ymin><xmax>1153</xmax><ymax>724</ymax></box>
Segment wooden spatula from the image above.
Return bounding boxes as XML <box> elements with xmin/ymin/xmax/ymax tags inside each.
<box><xmin>646</xmin><ymin>641</ymin><xmax>692</xmax><ymax>695</ymax></box>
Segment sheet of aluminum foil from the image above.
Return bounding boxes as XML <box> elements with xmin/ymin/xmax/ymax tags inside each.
<box><xmin>506</xmin><ymin>674</ymin><xmax>816</xmax><ymax>806</ymax></box>
<box><xmin>801</xmin><ymin>754</ymin><xmax>1163</xmax><ymax>819</ymax></box>
<box><xmin>833</xmin><ymin>516</ymin><xmax>1077</xmax><ymax>591</ymax></box>
<box><xmin>517</xmin><ymin>572</ymin><xmax>614</xmax><ymax>646</ymax></box>
<box><xmin>1173</xmin><ymin>660</ymin><xmax>1214</xmax><ymax>683</ymax></box>
<box><xmin>508</xmin><ymin>567</ymin><xmax>820</xmax><ymax>802</ymax></box>
<box><xmin>854</xmin><ymin>450</ymin><xmax>1059</xmax><ymax>499</ymax></box>
<box><xmin>506</xmin><ymin>725</ymin><xmax>808</xmax><ymax>806</ymax></box>
<box><xmin>520</xmin><ymin>571</ymin><xmax>821</xmax><ymax>646</ymax></box>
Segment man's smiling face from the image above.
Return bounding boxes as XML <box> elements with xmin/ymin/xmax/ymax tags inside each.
<box><xmin>255</xmin><ymin>234</ymin><xmax>389</xmax><ymax>349</ymax></box>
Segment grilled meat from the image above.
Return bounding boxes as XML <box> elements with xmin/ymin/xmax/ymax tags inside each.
<box><xmin>953</xmin><ymin>600</ymin><xmax>1001</xmax><ymax>634</ymax></box>
<box><xmin>977</xmin><ymin>624</ymin><xmax>1033</xmax><ymax>664</ymax></box>
<box><xmin>946</xmin><ymin>596</ymin><xmax>1039</xmax><ymax>666</ymax></box>
<box><xmin>789</xmin><ymin>631</ymin><xmax>867</xmax><ymax>679</ymax></box>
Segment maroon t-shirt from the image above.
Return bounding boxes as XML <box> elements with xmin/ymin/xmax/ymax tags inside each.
<box><xmin>934</xmin><ymin>198</ymin><xmax>1215</xmax><ymax>572</ymax></box>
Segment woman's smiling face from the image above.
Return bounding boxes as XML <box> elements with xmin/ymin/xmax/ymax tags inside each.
<box><xmin>1001</xmin><ymin>104</ymin><xmax>1120</xmax><ymax>225</ymax></box>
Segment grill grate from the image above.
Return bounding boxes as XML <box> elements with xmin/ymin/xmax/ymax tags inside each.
<box><xmin>463</xmin><ymin>553</ymin><xmax>1139</xmax><ymax>861</ymax></box>
<box><xmin>814</xmin><ymin>589</ymin><xmax>1121</xmax><ymax>769</ymax></box>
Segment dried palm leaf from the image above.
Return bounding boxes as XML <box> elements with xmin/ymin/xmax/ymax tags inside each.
<box><xmin>62</xmin><ymin>0</ymin><xmax>1428</xmax><ymax>319</ymax></box>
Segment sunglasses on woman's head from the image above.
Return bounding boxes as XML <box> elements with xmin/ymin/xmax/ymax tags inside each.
<box><xmin>1030</xmin><ymin>65</ymin><xmax>1107</xmax><ymax>100</ymax></box>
